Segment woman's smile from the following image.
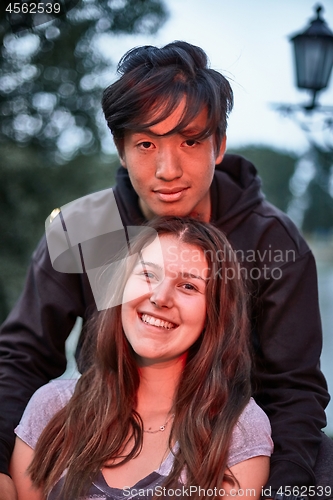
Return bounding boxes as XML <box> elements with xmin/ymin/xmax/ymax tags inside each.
<box><xmin>139</xmin><ymin>313</ymin><xmax>177</xmax><ymax>330</ymax></box>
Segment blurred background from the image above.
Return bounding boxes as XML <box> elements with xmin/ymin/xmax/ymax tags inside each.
<box><xmin>0</xmin><ymin>0</ymin><xmax>332</xmax><ymax>435</ymax></box>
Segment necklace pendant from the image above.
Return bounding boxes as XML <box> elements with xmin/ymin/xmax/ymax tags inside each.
<box><xmin>160</xmin><ymin>425</ymin><xmax>166</xmax><ymax>431</ymax></box>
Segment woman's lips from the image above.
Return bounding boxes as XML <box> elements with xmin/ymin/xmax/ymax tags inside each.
<box><xmin>139</xmin><ymin>313</ymin><xmax>177</xmax><ymax>330</ymax></box>
<box><xmin>153</xmin><ymin>187</ymin><xmax>189</xmax><ymax>202</ymax></box>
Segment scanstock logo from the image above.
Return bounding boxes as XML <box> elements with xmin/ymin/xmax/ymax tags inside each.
<box><xmin>45</xmin><ymin>188</ymin><xmax>160</xmax><ymax>310</ymax></box>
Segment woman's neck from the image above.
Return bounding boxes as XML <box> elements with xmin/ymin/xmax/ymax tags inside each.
<box><xmin>136</xmin><ymin>355</ymin><xmax>185</xmax><ymax>414</ymax></box>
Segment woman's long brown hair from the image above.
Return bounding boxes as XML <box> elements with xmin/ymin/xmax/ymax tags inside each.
<box><xmin>28</xmin><ymin>217</ymin><xmax>252</xmax><ymax>499</ymax></box>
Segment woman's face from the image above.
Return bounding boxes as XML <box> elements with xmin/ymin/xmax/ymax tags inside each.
<box><xmin>121</xmin><ymin>235</ymin><xmax>208</xmax><ymax>366</ymax></box>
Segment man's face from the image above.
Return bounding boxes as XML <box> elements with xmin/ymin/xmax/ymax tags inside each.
<box><xmin>119</xmin><ymin>99</ymin><xmax>226</xmax><ymax>222</ymax></box>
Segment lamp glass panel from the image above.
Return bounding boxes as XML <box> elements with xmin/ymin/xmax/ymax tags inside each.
<box><xmin>293</xmin><ymin>36</ymin><xmax>333</xmax><ymax>90</ymax></box>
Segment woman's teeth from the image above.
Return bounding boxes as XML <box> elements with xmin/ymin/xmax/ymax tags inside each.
<box><xmin>141</xmin><ymin>314</ymin><xmax>175</xmax><ymax>330</ymax></box>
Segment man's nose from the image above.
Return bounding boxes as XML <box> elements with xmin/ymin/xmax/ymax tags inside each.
<box><xmin>149</xmin><ymin>279</ymin><xmax>174</xmax><ymax>308</ymax></box>
<box><xmin>155</xmin><ymin>147</ymin><xmax>182</xmax><ymax>181</ymax></box>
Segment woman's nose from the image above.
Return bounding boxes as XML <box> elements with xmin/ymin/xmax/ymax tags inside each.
<box><xmin>149</xmin><ymin>279</ymin><xmax>174</xmax><ymax>308</ymax></box>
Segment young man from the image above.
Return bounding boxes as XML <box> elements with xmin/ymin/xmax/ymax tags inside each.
<box><xmin>0</xmin><ymin>41</ymin><xmax>332</xmax><ymax>500</ymax></box>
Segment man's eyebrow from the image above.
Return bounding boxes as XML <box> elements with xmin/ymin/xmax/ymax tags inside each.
<box><xmin>180</xmin><ymin>127</ymin><xmax>205</xmax><ymax>137</ymax></box>
<box><xmin>130</xmin><ymin>127</ymin><xmax>206</xmax><ymax>138</ymax></box>
<box><xmin>131</xmin><ymin>130</ymin><xmax>157</xmax><ymax>137</ymax></box>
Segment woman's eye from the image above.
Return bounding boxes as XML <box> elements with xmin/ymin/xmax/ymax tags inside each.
<box><xmin>141</xmin><ymin>271</ymin><xmax>155</xmax><ymax>279</ymax></box>
<box><xmin>181</xmin><ymin>283</ymin><xmax>197</xmax><ymax>291</ymax></box>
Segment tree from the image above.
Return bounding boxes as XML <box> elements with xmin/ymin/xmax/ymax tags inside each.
<box><xmin>0</xmin><ymin>0</ymin><xmax>168</xmax><ymax>159</ymax></box>
<box><xmin>0</xmin><ymin>140</ymin><xmax>121</xmax><ymax>320</ymax></box>
<box><xmin>301</xmin><ymin>144</ymin><xmax>333</xmax><ymax>234</ymax></box>
<box><xmin>0</xmin><ymin>0</ymin><xmax>168</xmax><ymax>321</ymax></box>
<box><xmin>227</xmin><ymin>145</ymin><xmax>297</xmax><ymax>213</ymax></box>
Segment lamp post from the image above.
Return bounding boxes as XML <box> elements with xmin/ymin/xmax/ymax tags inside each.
<box><xmin>273</xmin><ymin>5</ymin><xmax>333</xmax><ymax>232</ymax></box>
<box><xmin>290</xmin><ymin>4</ymin><xmax>333</xmax><ymax>111</ymax></box>
<box><xmin>273</xmin><ymin>5</ymin><xmax>333</xmax><ymax>233</ymax></box>
<box><xmin>273</xmin><ymin>4</ymin><xmax>333</xmax><ymax>147</ymax></box>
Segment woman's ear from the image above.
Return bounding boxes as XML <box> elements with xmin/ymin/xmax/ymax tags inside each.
<box><xmin>215</xmin><ymin>135</ymin><xmax>227</xmax><ymax>164</ymax></box>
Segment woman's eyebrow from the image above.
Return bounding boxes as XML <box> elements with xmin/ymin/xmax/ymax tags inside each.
<box><xmin>137</xmin><ymin>261</ymin><xmax>206</xmax><ymax>282</ymax></box>
<box><xmin>180</xmin><ymin>271</ymin><xmax>207</xmax><ymax>283</ymax></box>
<box><xmin>138</xmin><ymin>260</ymin><xmax>163</xmax><ymax>272</ymax></box>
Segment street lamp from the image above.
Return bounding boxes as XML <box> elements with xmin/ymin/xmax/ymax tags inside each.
<box><xmin>273</xmin><ymin>5</ymin><xmax>333</xmax><ymax>234</ymax></box>
<box><xmin>290</xmin><ymin>4</ymin><xmax>333</xmax><ymax>110</ymax></box>
<box><xmin>273</xmin><ymin>3</ymin><xmax>333</xmax><ymax>146</ymax></box>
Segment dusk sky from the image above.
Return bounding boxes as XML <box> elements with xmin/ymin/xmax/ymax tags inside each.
<box><xmin>99</xmin><ymin>0</ymin><xmax>333</xmax><ymax>155</ymax></box>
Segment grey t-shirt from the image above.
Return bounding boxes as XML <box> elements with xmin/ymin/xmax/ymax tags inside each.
<box><xmin>15</xmin><ymin>379</ymin><xmax>273</xmax><ymax>500</ymax></box>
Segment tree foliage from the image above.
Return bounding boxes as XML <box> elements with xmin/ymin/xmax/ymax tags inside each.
<box><xmin>0</xmin><ymin>0</ymin><xmax>168</xmax><ymax>159</ymax></box>
<box><xmin>0</xmin><ymin>0</ymin><xmax>168</xmax><ymax>321</ymax></box>
<box><xmin>228</xmin><ymin>145</ymin><xmax>297</xmax><ymax>213</ymax></box>
<box><xmin>302</xmin><ymin>144</ymin><xmax>333</xmax><ymax>234</ymax></box>
<box><xmin>0</xmin><ymin>141</ymin><xmax>120</xmax><ymax>319</ymax></box>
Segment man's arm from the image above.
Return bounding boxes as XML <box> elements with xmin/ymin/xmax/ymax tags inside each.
<box><xmin>252</xmin><ymin>248</ymin><xmax>329</xmax><ymax>492</ymax></box>
<box><xmin>0</xmin><ymin>236</ymin><xmax>91</xmax><ymax>477</ymax></box>
<box><xmin>223</xmin><ymin>187</ymin><xmax>330</xmax><ymax>494</ymax></box>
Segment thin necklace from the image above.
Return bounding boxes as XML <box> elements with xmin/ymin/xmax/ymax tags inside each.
<box><xmin>144</xmin><ymin>413</ymin><xmax>175</xmax><ymax>434</ymax></box>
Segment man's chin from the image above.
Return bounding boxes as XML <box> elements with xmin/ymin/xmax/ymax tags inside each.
<box><xmin>153</xmin><ymin>207</ymin><xmax>193</xmax><ymax>219</ymax></box>
<box><xmin>140</xmin><ymin>197</ymin><xmax>210</xmax><ymax>222</ymax></box>
<box><xmin>140</xmin><ymin>200</ymin><xmax>192</xmax><ymax>221</ymax></box>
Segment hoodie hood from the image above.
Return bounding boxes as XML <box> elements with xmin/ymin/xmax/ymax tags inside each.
<box><xmin>114</xmin><ymin>154</ymin><xmax>264</xmax><ymax>230</ymax></box>
<box><xmin>211</xmin><ymin>154</ymin><xmax>265</xmax><ymax>233</ymax></box>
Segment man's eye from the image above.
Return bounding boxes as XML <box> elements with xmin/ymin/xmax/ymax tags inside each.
<box><xmin>139</xmin><ymin>141</ymin><xmax>153</xmax><ymax>149</ymax></box>
<box><xmin>184</xmin><ymin>139</ymin><xmax>198</xmax><ymax>147</ymax></box>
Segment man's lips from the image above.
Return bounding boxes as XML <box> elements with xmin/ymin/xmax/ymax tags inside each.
<box><xmin>153</xmin><ymin>187</ymin><xmax>189</xmax><ymax>202</ymax></box>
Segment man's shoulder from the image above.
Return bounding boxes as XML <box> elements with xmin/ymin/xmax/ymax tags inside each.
<box><xmin>214</xmin><ymin>155</ymin><xmax>310</xmax><ymax>258</ymax></box>
<box><xmin>218</xmin><ymin>153</ymin><xmax>259</xmax><ymax>183</ymax></box>
<box><xmin>251</xmin><ymin>199</ymin><xmax>310</xmax><ymax>256</ymax></box>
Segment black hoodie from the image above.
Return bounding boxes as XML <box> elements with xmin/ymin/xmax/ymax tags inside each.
<box><xmin>0</xmin><ymin>154</ymin><xmax>329</xmax><ymax>492</ymax></box>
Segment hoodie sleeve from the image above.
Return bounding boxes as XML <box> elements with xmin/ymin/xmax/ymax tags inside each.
<box><xmin>0</xmin><ymin>236</ymin><xmax>89</xmax><ymax>476</ymax></box>
<box><xmin>248</xmin><ymin>223</ymin><xmax>329</xmax><ymax>491</ymax></box>
<box><xmin>215</xmin><ymin>155</ymin><xmax>329</xmax><ymax>491</ymax></box>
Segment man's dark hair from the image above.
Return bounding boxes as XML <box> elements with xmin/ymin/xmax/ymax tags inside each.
<box><xmin>101</xmin><ymin>41</ymin><xmax>233</xmax><ymax>152</ymax></box>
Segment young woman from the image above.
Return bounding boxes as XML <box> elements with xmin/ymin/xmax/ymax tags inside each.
<box><xmin>10</xmin><ymin>217</ymin><xmax>273</xmax><ymax>500</ymax></box>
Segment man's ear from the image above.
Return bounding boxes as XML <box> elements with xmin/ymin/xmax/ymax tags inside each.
<box><xmin>114</xmin><ymin>138</ymin><xmax>127</xmax><ymax>168</ymax></box>
<box><xmin>215</xmin><ymin>135</ymin><xmax>227</xmax><ymax>164</ymax></box>
<box><xmin>119</xmin><ymin>156</ymin><xmax>127</xmax><ymax>168</ymax></box>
